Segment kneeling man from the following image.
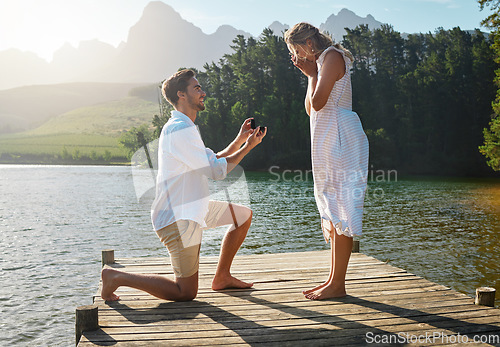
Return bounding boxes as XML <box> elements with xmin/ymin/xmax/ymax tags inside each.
<box><xmin>101</xmin><ymin>69</ymin><xmax>266</xmax><ymax>301</ymax></box>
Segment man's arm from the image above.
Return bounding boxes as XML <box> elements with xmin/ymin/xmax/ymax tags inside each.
<box><xmin>217</xmin><ymin>118</ymin><xmax>253</xmax><ymax>158</ymax></box>
<box><xmin>217</xmin><ymin>137</ymin><xmax>245</xmax><ymax>158</ymax></box>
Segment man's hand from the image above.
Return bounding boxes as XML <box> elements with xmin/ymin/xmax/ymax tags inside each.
<box><xmin>237</xmin><ymin>118</ymin><xmax>255</xmax><ymax>143</ymax></box>
<box><xmin>217</xmin><ymin>118</ymin><xmax>265</xmax><ymax>159</ymax></box>
<box><xmin>246</xmin><ymin>126</ymin><xmax>267</xmax><ymax>149</ymax></box>
<box><xmin>224</xmin><ymin>126</ymin><xmax>267</xmax><ymax>173</ymax></box>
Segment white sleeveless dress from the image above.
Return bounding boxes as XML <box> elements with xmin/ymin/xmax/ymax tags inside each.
<box><xmin>310</xmin><ymin>46</ymin><xmax>369</xmax><ymax>240</ymax></box>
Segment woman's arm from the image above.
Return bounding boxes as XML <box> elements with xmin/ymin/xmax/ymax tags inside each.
<box><xmin>305</xmin><ymin>76</ymin><xmax>315</xmax><ymax>116</ymax></box>
<box><xmin>310</xmin><ymin>50</ymin><xmax>345</xmax><ymax>112</ymax></box>
<box><xmin>295</xmin><ymin>50</ymin><xmax>345</xmax><ymax>114</ymax></box>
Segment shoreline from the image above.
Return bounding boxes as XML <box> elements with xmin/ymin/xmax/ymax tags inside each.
<box><xmin>1</xmin><ymin>161</ymin><xmax>499</xmax><ymax>179</ymax></box>
<box><xmin>0</xmin><ymin>159</ymin><xmax>130</xmax><ymax>166</ymax></box>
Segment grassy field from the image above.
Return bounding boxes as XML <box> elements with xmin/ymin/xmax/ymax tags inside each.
<box><xmin>0</xmin><ymin>133</ymin><xmax>124</xmax><ymax>155</ymax></box>
<box><xmin>0</xmin><ymin>96</ymin><xmax>159</xmax><ymax>164</ymax></box>
<box><xmin>0</xmin><ymin>82</ymin><xmax>146</xmax><ymax>133</ymax></box>
<box><xmin>0</xmin><ymin>133</ymin><xmax>129</xmax><ymax>164</ymax></box>
<box><xmin>27</xmin><ymin>97</ymin><xmax>158</xmax><ymax>136</ymax></box>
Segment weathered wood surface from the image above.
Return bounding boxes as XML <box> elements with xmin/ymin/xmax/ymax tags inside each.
<box><xmin>79</xmin><ymin>251</ymin><xmax>500</xmax><ymax>346</ymax></box>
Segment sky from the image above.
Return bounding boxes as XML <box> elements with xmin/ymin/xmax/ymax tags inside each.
<box><xmin>0</xmin><ymin>0</ymin><xmax>493</xmax><ymax>62</ymax></box>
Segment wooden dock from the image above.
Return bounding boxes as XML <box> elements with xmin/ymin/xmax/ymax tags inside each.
<box><xmin>78</xmin><ymin>250</ymin><xmax>500</xmax><ymax>346</ymax></box>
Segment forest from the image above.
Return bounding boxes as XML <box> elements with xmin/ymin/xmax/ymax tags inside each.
<box><xmin>122</xmin><ymin>25</ymin><xmax>498</xmax><ymax>176</ymax></box>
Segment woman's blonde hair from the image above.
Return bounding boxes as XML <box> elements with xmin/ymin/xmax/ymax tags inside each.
<box><xmin>284</xmin><ymin>22</ymin><xmax>354</xmax><ymax>62</ymax></box>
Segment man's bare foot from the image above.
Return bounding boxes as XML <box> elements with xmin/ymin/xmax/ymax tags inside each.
<box><xmin>101</xmin><ymin>268</ymin><xmax>121</xmax><ymax>301</ymax></box>
<box><xmin>304</xmin><ymin>283</ymin><xmax>346</xmax><ymax>300</ymax></box>
<box><xmin>212</xmin><ymin>274</ymin><xmax>253</xmax><ymax>291</ymax></box>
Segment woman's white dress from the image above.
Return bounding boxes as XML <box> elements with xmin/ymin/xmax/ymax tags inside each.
<box><xmin>310</xmin><ymin>46</ymin><xmax>369</xmax><ymax>239</ymax></box>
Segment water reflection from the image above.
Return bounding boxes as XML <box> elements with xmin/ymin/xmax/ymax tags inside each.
<box><xmin>0</xmin><ymin>165</ymin><xmax>498</xmax><ymax>346</ymax></box>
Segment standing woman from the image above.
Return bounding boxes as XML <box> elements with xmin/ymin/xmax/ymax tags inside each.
<box><xmin>284</xmin><ymin>23</ymin><xmax>369</xmax><ymax>300</ymax></box>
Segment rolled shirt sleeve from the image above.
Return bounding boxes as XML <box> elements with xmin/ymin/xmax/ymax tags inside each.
<box><xmin>205</xmin><ymin>148</ymin><xmax>227</xmax><ymax>181</ymax></box>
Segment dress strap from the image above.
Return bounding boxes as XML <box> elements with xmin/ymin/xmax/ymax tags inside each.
<box><xmin>317</xmin><ymin>46</ymin><xmax>351</xmax><ymax>73</ymax></box>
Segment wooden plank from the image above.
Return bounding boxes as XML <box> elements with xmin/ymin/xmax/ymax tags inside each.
<box><xmin>80</xmin><ymin>315</ymin><xmax>500</xmax><ymax>346</ymax></box>
<box><xmin>95</xmin><ymin>292</ymin><xmax>472</xmax><ymax>314</ymax></box>
<box><xmin>95</xmin><ymin>305</ymin><xmax>500</xmax><ymax>332</ymax></box>
<box><xmin>92</xmin><ymin>310</ymin><xmax>499</xmax><ymax>340</ymax></box>
<box><xmin>96</xmin><ymin>281</ymin><xmax>450</xmax><ymax>301</ymax></box>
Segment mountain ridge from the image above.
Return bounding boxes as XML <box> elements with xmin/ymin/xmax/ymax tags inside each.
<box><xmin>0</xmin><ymin>2</ymin><xmax>387</xmax><ymax>134</ymax></box>
<box><xmin>0</xmin><ymin>2</ymin><xmax>384</xmax><ymax>91</ymax></box>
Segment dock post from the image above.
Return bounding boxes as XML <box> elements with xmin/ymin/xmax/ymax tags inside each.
<box><xmin>475</xmin><ymin>287</ymin><xmax>496</xmax><ymax>307</ymax></box>
<box><xmin>75</xmin><ymin>305</ymin><xmax>99</xmax><ymax>345</ymax></box>
<box><xmin>352</xmin><ymin>240</ymin><xmax>360</xmax><ymax>253</ymax></box>
<box><xmin>102</xmin><ymin>249</ymin><xmax>115</xmax><ymax>267</ymax></box>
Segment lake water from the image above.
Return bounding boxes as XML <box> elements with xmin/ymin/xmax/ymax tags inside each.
<box><xmin>0</xmin><ymin>165</ymin><xmax>499</xmax><ymax>346</ymax></box>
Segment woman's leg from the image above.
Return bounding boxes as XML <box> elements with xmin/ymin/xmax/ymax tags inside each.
<box><xmin>305</xmin><ymin>221</ymin><xmax>353</xmax><ymax>300</ymax></box>
<box><xmin>303</xmin><ymin>220</ymin><xmax>334</xmax><ymax>294</ymax></box>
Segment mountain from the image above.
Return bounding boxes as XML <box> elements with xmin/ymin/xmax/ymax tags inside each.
<box><xmin>0</xmin><ymin>1</ymin><xmax>251</xmax><ymax>91</ymax></box>
<box><xmin>0</xmin><ymin>2</ymin><xmax>387</xmax><ymax>135</ymax></box>
<box><xmin>268</xmin><ymin>9</ymin><xmax>382</xmax><ymax>41</ymax></box>
<box><xmin>0</xmin><ymin>49</ymin><xmax>52</xmax><ymax>90</ymax></box>
<box><xmin>268</xmin><ymin>21</ymin><xmax>290</xmax><ymax>36</ymax></box>
<box><xmin>0</xmin><ymin>2</ymin><xmax>386</xmax><ymax>91</ymax></box>
<box><xmin>51</xmin><ymin>40</ymin><xmax>122</xmax><ymax>83</ymax></box>
<box><xmin>86</xmin><ymin>1</ymin><xmax>251</xmax><ymax>84</ymax></box>
<box><xmin>320</xmin><ymin>8</ymin><xmax>383</xmax><ymax>41</ymax></box>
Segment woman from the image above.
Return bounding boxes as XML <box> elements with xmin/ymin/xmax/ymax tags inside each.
<box><xmin>284</xmin><ymin>23</ymin><xmax>369</xmax><ymax>300</ymax></box>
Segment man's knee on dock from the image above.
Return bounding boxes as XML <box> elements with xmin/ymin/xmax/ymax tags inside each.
<box><xmin>175</xmin><ymin>289</ymin><xmax>197</xmax><ymax>301</ymax></box>
<box><xmin>172</xmin><ymin>274</ymin><xmax>198</xmax><ymax>301</ymax></box>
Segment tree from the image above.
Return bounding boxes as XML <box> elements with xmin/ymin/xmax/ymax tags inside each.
<box><xmin>478</xmin><ymin>0</ymin><xmax>500</xmax><ymax>171</ymax></box>
<box><xmin>344</xmin><ymin>24</ymin><xmax>495</xmax><ymax>174</ymax></box>
<box><xmin>118</xmin><ymin>26</ymin><xmax>496</xmax><ymax>175</ymax></box>
<box><xmin>480</xmin><ymin>118</ymin><xmax>500</xmax><ymax>169</ymax></box>
<box><xmin>119</xmin><ymin>124</ymin><xmax>154</xmax><ymax>160</ymax></box>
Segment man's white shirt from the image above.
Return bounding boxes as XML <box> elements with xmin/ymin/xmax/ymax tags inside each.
<box><xmin>151</xmin><ymin>110</ymin><xmax>228</xmax><ymax>231</ymax></box>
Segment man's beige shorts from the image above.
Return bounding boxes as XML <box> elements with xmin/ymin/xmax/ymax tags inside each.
<box><xmin>155</xmin><ymin>200</ymin><xmax>229</xmax><ymax>278</ymax></box>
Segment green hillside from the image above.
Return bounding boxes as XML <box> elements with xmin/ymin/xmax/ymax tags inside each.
<box><xmin>0</xmin><ymin>96</ymin><xmax>158</xmax><ymax>164</ymax></box>
<box><xmin>28</xmin><ymin>97</ymin><xmax>157</xmax><ymax>136</ymax></box>
<box><xmin>0</xmin><ymin>82</ymin><xmax>146</xmax><ymax>133</ymax></box>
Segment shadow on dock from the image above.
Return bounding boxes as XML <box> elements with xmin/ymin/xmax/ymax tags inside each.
<box><xmin>78</xmin><ymin>251</ymin><xmax>500</xmax><ymax>346</ymax></box>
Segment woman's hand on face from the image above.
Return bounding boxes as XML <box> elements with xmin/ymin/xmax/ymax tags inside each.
<box><xmin>292</xmin><ymin>56</ymin><xmax>317</xmax><ymax>78</ymax></box>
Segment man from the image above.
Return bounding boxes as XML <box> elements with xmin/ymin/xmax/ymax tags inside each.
<box><xmin>101</xmin><ymin>69</ymin><xmax>266</xmax><ymax>301</ymax></box>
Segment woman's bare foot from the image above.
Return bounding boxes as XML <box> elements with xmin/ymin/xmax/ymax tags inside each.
<box><xmin>302</xmin><ymin>281</ymin><xmax>329</xmax><ymax>295</ymax></box>
<box><xmin>212</xmin><ymin>274</ymin><xmax>253</xmax><ymax>291</ymax></box>
<box><xmin>304</xmin><ymin>283</ymin><xmax>346</xmax><ymax>300</ymax></box>
<box><xmin>101</xmin><ymin>268</ymin><xmax>121</xmax><ymax>301</ymax></box>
